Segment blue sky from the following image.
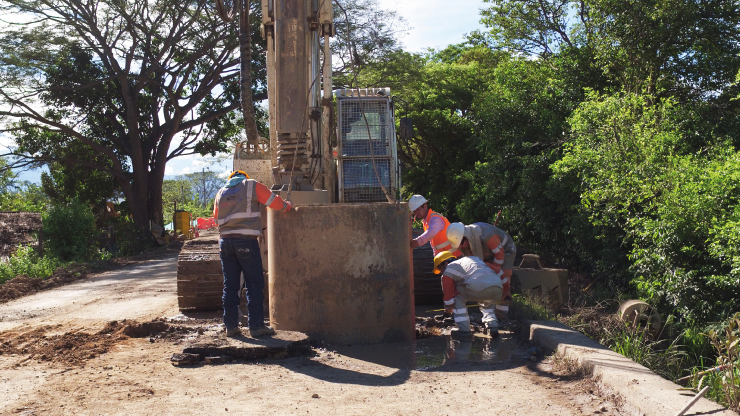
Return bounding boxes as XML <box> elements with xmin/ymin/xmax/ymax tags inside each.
<box><xmin>13</xmin><ymin>0</ymin><xmax>487</xmax><ymax>184</ymax></box>
<box><xmin>378</xmin><ymin>0</ymin><xmax>486</xmax><ymax>53</ymax></box>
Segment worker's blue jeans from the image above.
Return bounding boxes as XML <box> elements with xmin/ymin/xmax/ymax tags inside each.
<box><xmin>219</xmin><ymin>237</ymin><xmax>265</xmax><ymax>331</ymax></box>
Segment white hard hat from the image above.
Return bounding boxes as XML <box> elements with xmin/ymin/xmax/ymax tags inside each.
<box><xmin>408</xmin><ymin>195</ymin><xmax>428</xmax><ymax>212</ymax></box>
<box><xmin>447</xmin><ymin>222</ymin><xmax>465</xmax><ymax>249</ymax></box>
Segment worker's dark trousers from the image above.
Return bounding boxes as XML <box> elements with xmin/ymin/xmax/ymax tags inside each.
<box><xmin>219</xmin><ymin>237</ymin><xmax>264</xmax><ymax>331</ymax></box>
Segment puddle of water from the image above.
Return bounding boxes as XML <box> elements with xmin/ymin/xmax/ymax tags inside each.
<box><xmin>332</xmin><ymin>334</ymin><xmax>518</xmax><ymax>370</ymax></box>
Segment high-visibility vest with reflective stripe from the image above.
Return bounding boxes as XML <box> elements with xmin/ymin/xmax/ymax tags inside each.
<box><xmin>214</xmin><ymin>179</ymin><xmax>262</xmax><ymax>236</ymax></box>
<box><xmin>424</xmin><ymin>209</ymin><xmax>453</xmax><ymax>254</ymax></box>
<box><xmin>474</xmin><ymin>222</ymin><xmax>515</xmax><ymax>254</ymax></box>
<box><xmin>443</xmin><ymin>256</ymin><xmax>503</xmax><ymax>293</ymax></box>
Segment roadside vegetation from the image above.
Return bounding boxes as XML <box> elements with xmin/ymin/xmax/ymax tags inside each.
<box><xmin>361</xmin><ymin>0</ymin><xmax>740</xmax><ymax>409</ymax></box>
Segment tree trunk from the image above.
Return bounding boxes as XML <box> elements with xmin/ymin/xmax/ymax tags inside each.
<box><xmin>148</xmin><ymin>171</ymin><xmax>165</xmax><ymax>229</ymax></box>
<box><xmin>123</xmin><ymin>181</ymin><xmax>151</xmax><ymax>238</ymax></box>
<box><xmin>239</xmin><ymin>0</ymin><xmax>260</xmax><ymax>146</ymax></box>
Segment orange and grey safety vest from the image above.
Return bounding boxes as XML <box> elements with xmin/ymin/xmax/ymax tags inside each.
<box><xmin>214</xmin><ymin>178</ymin><xmax>288</xmax><ymax>236</ymax></box>
<box><xmin>424</xmin><ymin>209</ymin><xmax>454</xmax><ymax>254</ymax></box>
<box><xmin>471</xmin><ymin>222</ymin><xmax>514</xmax><ymax>264</ymax></box>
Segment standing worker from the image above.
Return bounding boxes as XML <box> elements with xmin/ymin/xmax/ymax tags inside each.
<box><xmin>434</xmin><ymin>251</ymin><xmax>504</xmax><ymax>338</ymax></box>
<box><xmin>446</xmin><ymin>222</ymin><xmax>516</xmax><ymax>315</ymax></box>
<box><xmin>213</xmin><ymin>170</ymin><xmax>293</xmax><ymax>337</ymax></box>
<box><xmin>408</xmin><ymin>194</ymin><xmax>458</xmax><ymax>255</ymax></box>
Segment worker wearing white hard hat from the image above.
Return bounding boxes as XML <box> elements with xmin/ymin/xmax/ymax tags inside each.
<box><xmin>408</xmin><ymin>194</ymin><xmax>459</xmax><ymax>256</ymax></box>
<box><xmin>433</xmin><ymin>251</ymin><xmax>503</xmax><ymax>338</ymax></box>
<box><xmin>447</xmin><ymin>221</ymin><xmax>516</xmax><ymax>317</ymax></box>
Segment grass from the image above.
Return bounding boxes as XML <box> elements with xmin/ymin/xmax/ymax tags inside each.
<box><xmin>0</xmin><ymin>246</ymin><xmax>65</xmax><ymax>284</ymax></box>
<box><xmin>0</xmin><ymin>244</ymin><xmax>116</xmax><ymax>286</ymax></box>
<box><xmin>701</xmin><ymin>313</ymin><xmax>740</xmax><ymax>411</ymax></box>
<box><xmin>606</xmin><ymin>323</ymin><xmax>687</xmax><ymax>380</ymax></box>
<box><xmin>509</xmin><ymin>293</ymin><xmax>553</xmax><ymax>321</ymax></box>
<box><xmin>555</xmin><ymin>282</ymin><xmax>740</xmax><ymax>412</ymax></box>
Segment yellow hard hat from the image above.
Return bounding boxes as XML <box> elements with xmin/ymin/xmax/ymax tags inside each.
<box><xmin>228</xmin><ymin>170</ymin><xmax>250</xmax><ymax>179</ymax></box>
<box><xmin>433</xmin><ymin>251</ymin><xmax>457</xmax><ymax>274</ymax></box>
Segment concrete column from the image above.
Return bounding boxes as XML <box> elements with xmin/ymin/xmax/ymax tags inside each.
<box><xmin>268</xmin><ymin>203</ymin><xmax>414</xmax><ymax>344</ymax></box>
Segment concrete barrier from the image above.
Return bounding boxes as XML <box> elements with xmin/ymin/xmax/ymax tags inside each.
<box><xmin>525</xmin><ymin>320</ymin><xmax>738</xmax><ymax>416</ymax></box>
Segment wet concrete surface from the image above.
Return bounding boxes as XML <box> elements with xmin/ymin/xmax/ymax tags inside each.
<box><xmin>332</xmin><ymin>332</ymin><xmax>519</xmax><ymax>371</ymax></box>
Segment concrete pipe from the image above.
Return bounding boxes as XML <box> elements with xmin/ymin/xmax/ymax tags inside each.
<box><xmin>267</xmin><ymin>202</ymin><xmax>414</xmax><ymax>345</ymax></box>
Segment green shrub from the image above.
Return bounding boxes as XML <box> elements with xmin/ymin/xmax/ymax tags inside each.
<box><xmin>0</xmin><ymin>246</ymin><xmax>63</xmax><ymax>284</ymax></box>
<box><xmin>554</xmin><ymin>92</ymin><xmax>740</xmax><ymax>325</ymax></box>
<box><xmin>42</xmin><ymin>199</ymin><xmax>97</xmax><ymax>261</ymax></box>
<box><xmin>107</xmin><ymin>216</ymin><xmax>152</xmax><ymax>256</ymax></box>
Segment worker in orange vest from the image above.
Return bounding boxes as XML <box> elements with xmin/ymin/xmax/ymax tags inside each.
<box><xmin>447</xmin><ymin>222</ymin><xmax>516</xmax><ymax>317</ymax></box>
<box><xmin>408</xmin><ymin>195</ymin><xmax>459</xmax><ymax>256</ymax></box>
<box><xmin>214</xmin><ymin>170</ymin><xmax>293</xmax><ymax>338</ymax></box>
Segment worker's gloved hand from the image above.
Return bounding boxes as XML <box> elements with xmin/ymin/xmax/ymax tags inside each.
<box><xmin>444</xmin><ymin>307</ymin><xmax>453</xmax><ymax>316</ymax></box>
<box><xmin>283</xmin><ymin>201</ymin><xmax>293</xmax><ymax>212</ymax></box>
<box><xmin>410</xmin><ymin>239</ymin><xmax>420</xmax><ymax>249</ymax></box>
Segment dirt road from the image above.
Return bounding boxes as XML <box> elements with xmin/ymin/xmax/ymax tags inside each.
<box><xmin>0</xmin><ymin>254</ymin><xmax>627</xmax><ymax>416</ymax></box>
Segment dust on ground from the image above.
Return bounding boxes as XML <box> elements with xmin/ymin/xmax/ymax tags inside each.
<box><xmin>0</xmin><ymin>316</ymin><xmax>631</xmax><ymax>416</ymax></box>
<box><xmin>0</xmin><ymin>250</ymin><xmax>634</xmax><ymax>416</ymax></box>
<box><xmin>0</xmin><ymin>319</ymin><xmax>194</xmax><ymax>366</ymax></box>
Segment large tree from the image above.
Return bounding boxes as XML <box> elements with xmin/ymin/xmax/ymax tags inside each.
<box><xmin>0</xmin><ymin>0</ymin><xmax>264</xmax><ymax>233</ymax></box>
<box><xmin>481</xmin><ymin>0</ymin><xmax>740</xmax><ymax>95</ymax></box>
<box><xmin>332</xmin><ymin>0</ymin><xmax>410</xmax><ymax>88</ymax></box>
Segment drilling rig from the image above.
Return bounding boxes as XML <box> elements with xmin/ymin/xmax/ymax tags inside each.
<box><xmin>178</xmin><ymin>0</ymin><xmax>414</xmax><ymax>345</ymax></box>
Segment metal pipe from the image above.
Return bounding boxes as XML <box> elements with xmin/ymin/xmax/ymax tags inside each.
<box><xmin>321</xmin><ymin>32</ymin><xmax>335</xmax><ymax>199</ymax></box>
<box><xmin>674</xmin><ymin>386</ymin><xmax>710</xmax><ymax>416</ymax></box>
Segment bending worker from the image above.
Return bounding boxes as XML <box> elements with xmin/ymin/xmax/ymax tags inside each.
<box><xmin>434</xmin><ymin>251</ymin><xmax>503</xmax><ymax>338</ymax></box>
<box><xmin>213</xmin><ymin>170</ymin><xmax>293</xmax><ymax>338</ymax></box>
<box><xmin>447</xmin><ymin>222</ymin><xmax>516</xmax><ymax>307</ymax></box>
<box><xmin>408</xmin><ymin>194</ymin><xmax>458</xmax><ymax>255</ymax></box>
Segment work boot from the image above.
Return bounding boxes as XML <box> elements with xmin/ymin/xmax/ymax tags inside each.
<box><xmin>249</xmin><ymin>325</ymin><xmax>276</xmax><ymax>337</ymax></box>
<box><xmin>450</xmin><ymin>328</ymin><xmax>473</xmax><ymax>340</ymax></box>
<box><xmin>484</xmin><ymin>321</ymin><xmax>499</xmax><ymax>337</ymax></box>
<box><xmin>225</xmin><ymin>327</ymin><xmax>242</xmax><ymax>337</ymax></box>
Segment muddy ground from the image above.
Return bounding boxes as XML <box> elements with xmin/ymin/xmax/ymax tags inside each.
<box><xmin>0</xmin><ymin>254</ymin><xmax>629</xmax><ymax>416</ymax></box>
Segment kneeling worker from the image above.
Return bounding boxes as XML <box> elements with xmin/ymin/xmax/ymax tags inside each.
<box><xmin>213</xmin><ymin>170</ymin><xmax>293</xmax><ymax>338</ymax></box>
<box><xmin>434</xmin><ymin>251</ymin><xmax>504</xmax><ymax>338</ymax></box>
<box><xmin>446</xmin><ymin>222</ymin><xmax>516</xmax><ymax>308</ymax></box>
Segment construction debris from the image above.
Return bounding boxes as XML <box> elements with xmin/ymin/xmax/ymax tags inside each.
<box><xmin>0</xmin><ymin>211</ymin><xmax>42</xmax><ymax>259</ymax></box>
<box><xmin>170</xmin><ymin>353</ymin><xmax>200</xmax><ymax>365</ymax></box>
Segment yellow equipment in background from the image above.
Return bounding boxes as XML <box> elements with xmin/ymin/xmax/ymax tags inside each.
<box><xmin>174</xmin><ymin>210</ymin><xmax>194</xmax><ymax>239</ymax></box>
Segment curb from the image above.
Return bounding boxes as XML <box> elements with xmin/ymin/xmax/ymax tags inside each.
<box><xmin>524</xmin><ymin>320</ymin><xmax>738</xmax><ymax>416</ymax></box>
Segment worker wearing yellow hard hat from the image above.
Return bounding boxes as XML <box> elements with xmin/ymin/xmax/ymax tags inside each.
<box><xmin>228</xmin><ymin>170</ymin><xmax>250</xmax><ymax>179</ymax></box>
<box><xmin>213</xmin><ymin>170</ymin><xmax>293</xmax><ymax>338</ymax></box>
<box><xmin>433</xmin><ymin>250</ymin><xmax>504</xmax><ymax>339</ymax></box>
